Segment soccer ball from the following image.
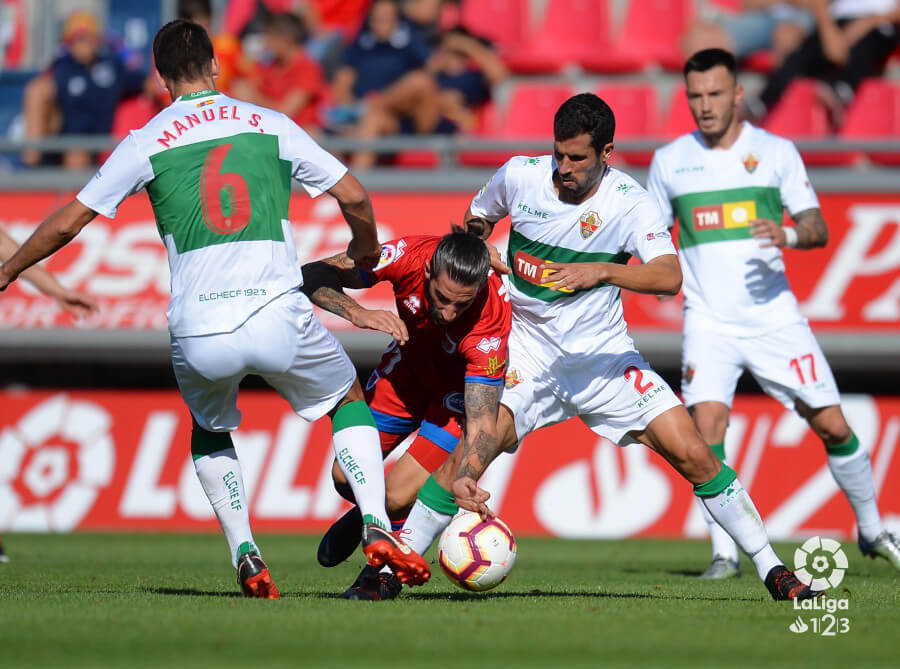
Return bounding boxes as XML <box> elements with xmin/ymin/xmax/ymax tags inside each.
<box><xmin>438</xmin><ymin>512</ymin><xmax>517</xmax><ymax>591</ymax></box>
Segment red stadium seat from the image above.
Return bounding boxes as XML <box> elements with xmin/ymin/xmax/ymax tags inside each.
<box><xmin>503</xmin><ymin>0</ymin><xmax>638</xmax><ymax>74</ymax></box>
<box><xmin>762</xmin><ymin>80</ymin><xmax>828</xmax><ymax>138</ymax></box>
<box><xmin>594</xmin><ymin>83</ymin><xmax>658</xmax><ymax>165</ymax></box>
<box><xmin>460</xmin><ymin>0</ymin><xmax>529</xmax><ymax>54</ymax></box>
<box><xmin>659</xmin><ymin>84</ymin><xmax>697</xmax><ymax>139</ymax></box>
<box><xmin>459</xmin><ymin>83</ymin><xmax>575</xmax><ymax>166</ymax></box>
<box><xmin>763</xmin><ymin>79</ymin><xmax>856</xmax><ymax>165</ymax></box>
<box><xmin>840</xmin><ymin>79</ymin><xmax>900</xmax><ymax>165</ymax></box>
<box><xmin>741</xmin><ymin>50</ymin><xmax>775</xmax><ymax>73</ymax></box>
<box><xmin>587</xmin><ymin>0</ymin><xmax>694</xmax><ymax>72</ymax></box>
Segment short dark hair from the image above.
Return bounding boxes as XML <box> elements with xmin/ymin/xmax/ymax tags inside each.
<box><xmin>554</xmin><ymin>93</ymin><xmax>615</xmax><ymax>153</ymax></box>
<box><xmin>430</xmin><ymin>231</ymin><xmax>491</xmax><ymax>288</ymax></box>
<box><xmin>684</xmin><ymin>48</ymin><xmax>737</xmax><ymax>78</ymax></box>
<box><xmin>266</xmin><ymin>12</ymin><xmax>307</xmax><ymax>44</ymax></box>
<box><xmin>153</xmin><ymin>19</ymin><xmax>214</xmax><ymax>83</ymax></box>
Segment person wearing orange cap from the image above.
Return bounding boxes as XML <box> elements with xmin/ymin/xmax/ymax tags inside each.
<box><xmin>21</xmin><ymin>10</ymin><xmax>145</xmax><ymax>169</ymax></box>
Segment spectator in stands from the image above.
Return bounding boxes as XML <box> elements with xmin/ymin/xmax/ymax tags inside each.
<box><xmin>750</xmin><ymin>0</ymin><xmax>900</xmax><ymax>127</ymax></box>
<box><xmin>426</xmin><ymin>26</ymin><xmax>507</xmax><ymax>132</ymax></box>
<box><xmin>222</xmin><ymin>0</ymin><xmax>357</xmax><ymax>75</ymax></box>
<box><xmin>20</xmin><ymin>11</ymin><xmax>144</xmax><ymax>169</ymax></box>
<box><xmin>327</xmin><ymin>0</ymin><xmax>433</xmax><ymax>137</ymax></box>
<box><xmin>339</xmin><ymin>19</ymin><xmax>507</xmax><ymax>169</ymax></box>
<box><xmin>683</xmin><ymin>1</ymin><xmax>814</xmax><ymax>66</ymax></box>
<box><xmin>231</xmin><ymin>12</ymin><xmax>327</xmax><ymax>133</ymax></box>
<box><xmin>402</xmin><ymin>0</ymin><xmax>461</xmax><ymax>45</ymax></box>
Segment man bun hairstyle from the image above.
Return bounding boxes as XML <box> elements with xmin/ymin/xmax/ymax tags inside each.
<box><xmin>554</xmin><ymin>93</ymin><xmax>615</xmax><ymax>153</ymax></box>
<box><xmin>684</xmin><ymin>48</ymin><xmax>737</xmax><ymax>79</ymax></box>
<box><xmin>153</xmin><ymin>19</ymin><xmax>214</xmax><ymax>83</ymax></box>
<box><xmin>431</xmin><ymin>231</ymin><xmax>491</xmax><ymax>288</ymax></box>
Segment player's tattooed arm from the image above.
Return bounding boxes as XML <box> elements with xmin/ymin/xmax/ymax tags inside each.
<box><xmin>457</xmin><ymin>381</ymin><xmax>503</xmax><ymax>482</ymax></box>
<box><xmin>301</xmin><ymin>255</ymin><xmax>409</xmax><ymax>342</ymax></box>
<box><xmin>792</xmin><ymin>207</ymin><xmax>829</xmax><ymax>249</ymax></box>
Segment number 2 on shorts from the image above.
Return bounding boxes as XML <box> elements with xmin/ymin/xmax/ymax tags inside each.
<box><xmin>624</xmin><ymin>365</ymin><xmax>654</xmax><ymax>394</ymax></box>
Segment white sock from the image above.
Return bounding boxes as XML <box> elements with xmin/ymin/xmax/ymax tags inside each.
<box><xmin>401</xmin><ymin>498</ymin><xmax>454</xmax><ymax>556</ymax></box>
<box><xmin>194</xmin><ymin>448</ymin><xmax>256</xmax><ymax>568</ymax></box>
<box><xmin>828</xmin><ymin>448</ymin><xmax>885</xmax><ymax>542</ymax></box>
<box><xmin>700</xmin><ymin>478</ymin><xmax>782</xmax><ymax>580</ymax></box>
<box><xmin>697</xmin><ymin>497</ymin><xmax>739</xmax><ymax>561</ymax></box>
<box><xmin>332</xmin><ymin>424</ymin><xmax>390</xmax><ymax>530</ymax></box>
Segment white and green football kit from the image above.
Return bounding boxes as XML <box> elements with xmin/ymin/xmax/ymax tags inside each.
<box><xmin>648</xmin><ymin>122</ymin><xmax>840</xmax><ymax>411</ymax></box>
<box><xmin>76</xmin><ymin>90</ymin><xmax>356</xmax><ymax>429</ymax></box>
<box><xmin>76</xmin><ymin>90</ymin><xmax>396</xmax><ymax>569</ymax></box>
<box><xmin>470</xmin><ymin>155</ymin><xmax>682</xmax><ymax>446</ymax></box>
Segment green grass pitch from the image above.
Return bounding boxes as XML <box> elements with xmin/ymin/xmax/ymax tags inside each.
<box><xmin>1</xmin><ymin>533</ymin><xmax>897</xmax><ymax>668</ymax></box>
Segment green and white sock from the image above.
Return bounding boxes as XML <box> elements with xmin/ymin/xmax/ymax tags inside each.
<box><xmin>191</xmin><ymin>427</ymin><xmax>257</xmax><ymax>568</ymax></box>
<box><xmin>400</xmin><ymin>475</ymin><xmax>458</xmax><ymax>555</ymax></box>
<box><xmin>332</xmin><ymin>401</ymin><xmax>390</xmax><ymax>530</ymax></box>
<box><xmin>826</xmin><ymin>433</ymin><xmax>885</xmax><ymax>542</ymax></box>
<box><xmin>697</xmin><ymin>442</ymin><xmax>739</xmax><ymax>561</ymax></box>
<box><xmin>695</xmin><ymin>464</ymin><xmax>781</xmax><ymax>580</ymax></box>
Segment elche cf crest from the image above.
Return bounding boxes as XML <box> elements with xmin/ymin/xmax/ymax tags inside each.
<box><xmin>742</xmin><ymin>153</ymin><xmax>759</xmax><ymax>173</ymax></box>
<box><xmin>579</xmin><ymin>210</ymin><xmax>601</xmax><ymax>239</ymax></box>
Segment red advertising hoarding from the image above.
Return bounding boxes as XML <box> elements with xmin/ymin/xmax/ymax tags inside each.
<box><xmin>1</xmin><ymin>192</ymin><xmax>899</xmax><ymax>333</ymax></box>
<box><xmin>2</xmin><ymin>390</ymin><xmax>898</xmax><ymax>539</ymax></box>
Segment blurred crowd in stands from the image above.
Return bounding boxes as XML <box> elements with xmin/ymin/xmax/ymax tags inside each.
<box><xmin>2</xmin><ymin>0</ymin><xmax>898</xmax><ymax>171</ymax></box>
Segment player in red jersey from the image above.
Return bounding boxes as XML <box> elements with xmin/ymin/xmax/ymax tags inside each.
<box><xmin>301</xmin><ymin>231</ymin><xmax>511</xmax><ymax>599</ymax></box>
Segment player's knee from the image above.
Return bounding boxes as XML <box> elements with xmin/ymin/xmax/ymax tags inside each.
<box><xmin>671</xmin><ymin>435</ymin><xmax>721</xmax><ymax>482</ymax></box>
<box><xmin>385</xmin><ymin>486</ymin><xmax>415</xmax><ymax>519</ymax></box>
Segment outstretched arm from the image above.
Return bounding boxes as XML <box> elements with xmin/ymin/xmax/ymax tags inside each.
<box><xmin>0</xmin><ymin>227</ymin><xmax>97</xmax><ymax>317</ymax></box>
<box><xmin>0</xmin><ymin>200</ymin><xmax>97</xmax><ymax>292</ymax></box>
<box><xmin>301</xmin><ymin>254</ymin><xmax>408</xmax><ymax>343</ymax></box>
<box><xmin>539</xmin><ymin>253</ymin><xmax>682</xmax><ymax>296</ymax></box>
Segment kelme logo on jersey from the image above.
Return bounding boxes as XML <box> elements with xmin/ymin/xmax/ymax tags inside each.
<box><xmin>691</xmin><ymin>200</ymin><xmax>757</xmax><ymax>231</ymax></box>
<box><xmin>743</xmin><ymin>153</ymin><xmax>760</xmax><ymax>173</ymax></box>
<box><xmin>579</xmin><ymin>211</ymin><xmax>601</xmax><ymax>239</ymax></box>
<box><xmin>513</xmin><ymin>250</ymin><xmax>574</xmax><ymax>293</ymax></box>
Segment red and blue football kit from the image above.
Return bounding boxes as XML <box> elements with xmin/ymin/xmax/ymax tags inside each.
<box><xmin>363</xmin><ymin>235</ymin><xmax>511</xmax><ymax>472</ymax></box>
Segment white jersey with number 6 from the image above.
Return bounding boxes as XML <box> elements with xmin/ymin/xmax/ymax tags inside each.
<box><xmin>76</xmin><ymin>89</ymin><xmax>347</xmax><ymax>337</ymax></box>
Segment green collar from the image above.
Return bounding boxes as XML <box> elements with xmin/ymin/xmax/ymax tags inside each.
<box><xmin>178</xmin><ymin>89</ymin><xmax>220</xmax><ymax>101</ymax></box>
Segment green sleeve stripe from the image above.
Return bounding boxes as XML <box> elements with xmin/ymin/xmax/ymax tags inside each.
<box><xmin>693</xmin><ymin>463</ymin><xmax>738</xmax><ymax>498</ymax></box>
<box><xmin>332</xmin><ymin>400</ymin><xmax>376</xmax><ymax>434</ymax></box>
<box><xmin>417</xmin><ymin>474</ymin><xmax>459</xmax><ymax>516</ymax></box>
<box><xmin>826</xmin><ymin>432</ymin><xmax>860</xmax><ymax>457</ymax></box>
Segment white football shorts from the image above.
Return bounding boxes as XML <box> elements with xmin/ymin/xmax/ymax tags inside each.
<box><xmin>501</xmin><ymin>324</ymin><xmax>683</xmax><ymax>446</ymax></box>
<box><xmin>171</xmin><ymin>289</ymin><xmax>356</xmax><ymax>431</ymax></box>
<box><xmin>681</xmin><ymin>320</ymin><xmax>841</xmax><ymax>410</ymax></box>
